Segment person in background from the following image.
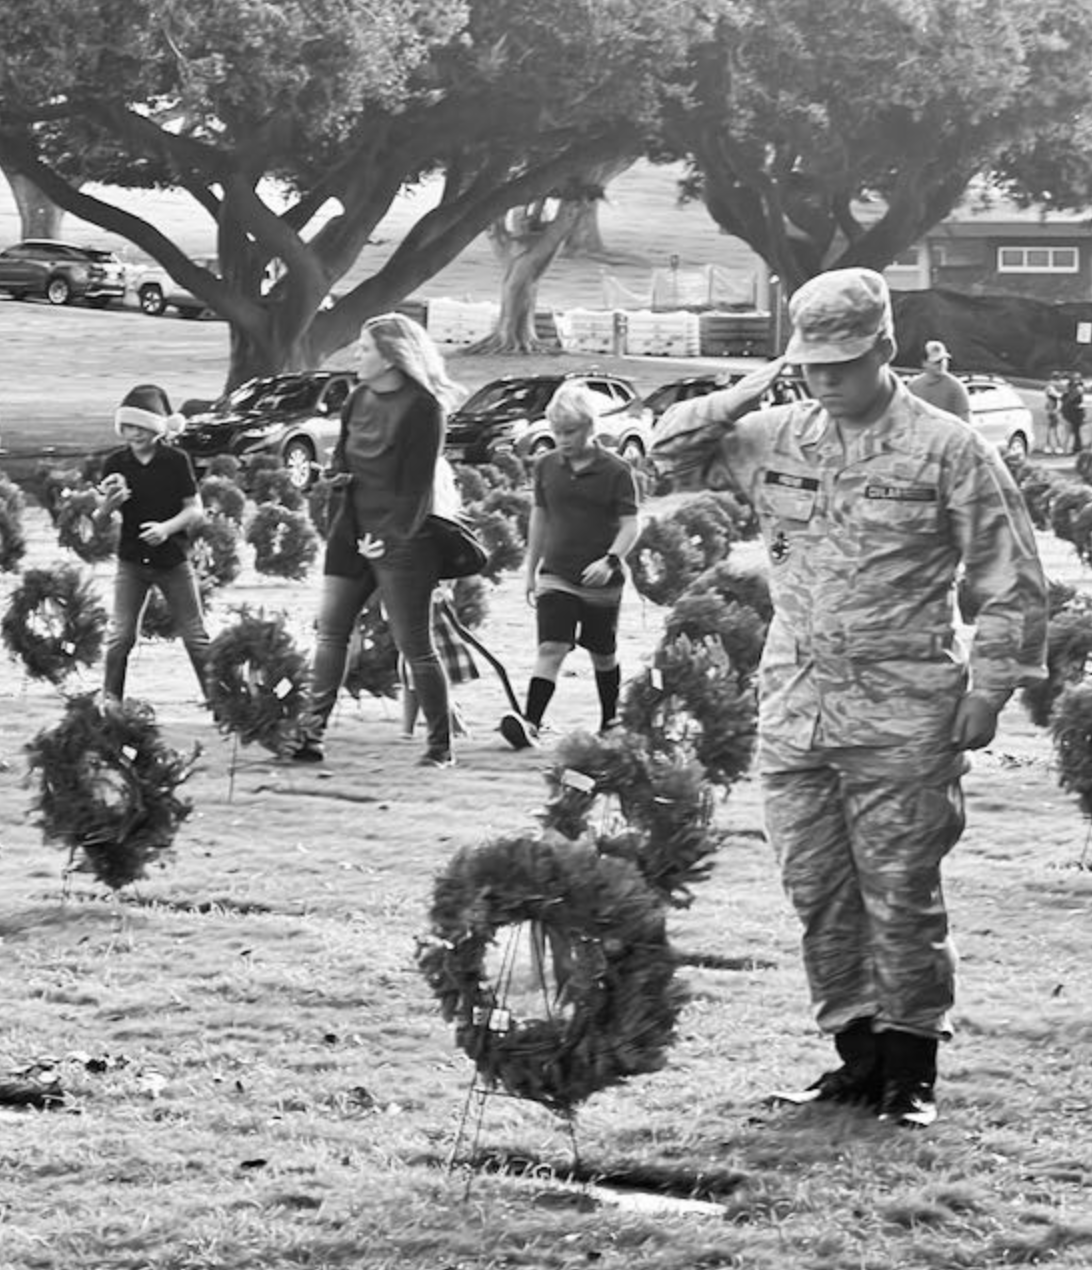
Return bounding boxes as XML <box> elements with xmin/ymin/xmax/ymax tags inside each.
<box><xmin>651</xmin><ymin>268</ymin><xmax>1047</xmax><ymax>1129</ymax></box>
<box><xmin>1061</xmin><ymin>371</ymin><xmax>1086</xmax><ymax>455</ymax></box>
<box><xmin>400</xmin><ymin>456</ymin><xmax>478</xmax><ymax>742</ymax></box>
<box><xmin>499</xmin><ymin>382</ymin><xmax>640</xmax><ymax>749</ymax></box>
<box><xmin>1044</xmin><ymin>371</ymin><xmax>1065</xmax><ymax>455</ymax></box>
<box><xmin>907</xmin><ymin>340</ymin><xmax>971</xmax><ymax>422</ymax></box>
<box><xmin>289</xmin><ymin>313</ymin><xmax>464</xmax><ymax>768</ymax></box>
<box><xmin>96</xmin><ymin>384</ymin><xmax>210</xmax><ymax>703</ymax></box>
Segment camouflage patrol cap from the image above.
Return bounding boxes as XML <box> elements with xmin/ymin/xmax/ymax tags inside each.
<box><xmin>784</xmin><ymin>268</ymin><xmax>894</xmax><ymax>365</ymax></box>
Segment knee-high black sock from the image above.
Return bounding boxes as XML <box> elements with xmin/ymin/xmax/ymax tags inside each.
<box><xmin>595</xmin><ymin>665</ymin><xmax>621</xmax><ymax>729</ymax></box>
<box><xmin>524</xmin><ymin>677</ymin><xmax>555</xmax><ymax>727</ymax></box>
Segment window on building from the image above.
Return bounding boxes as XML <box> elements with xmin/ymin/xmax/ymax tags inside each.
<box><xmin>997</xmin><ymin>246</ymin><xmax>1079</xmax><ymax>273</ymax></box>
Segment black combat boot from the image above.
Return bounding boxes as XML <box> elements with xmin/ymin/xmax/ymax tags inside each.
<box><xmin>770</xmin><ymin>1017</ymin><xmax>882</xmax><ymax>1106</ymax></box>
<box><xmin>876</xmin><ymin>1030</ymin><xmax>938</xmax><ymax>1127</ymax></box>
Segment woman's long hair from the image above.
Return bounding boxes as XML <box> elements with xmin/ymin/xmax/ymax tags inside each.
<box><xmin>363</xmin><ymin>312</ymin><xmax>466</xmax><ymax>412</ymax></box>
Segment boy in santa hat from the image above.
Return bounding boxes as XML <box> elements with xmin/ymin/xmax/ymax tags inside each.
<box><xmin>95</xmin><ymin>383</ymin><xmax>211</xmax><ymax>702</ymax></box>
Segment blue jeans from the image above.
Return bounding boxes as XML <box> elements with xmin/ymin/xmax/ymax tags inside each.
<box><xmin>103</xmin><ymin>559</ymin><xmax>211</xmax><ymax>700</ymax></box>
<box><xmin>302</xmin><ymin>534</ymin><xmax>450</xmax><ymax>755</ymax></box>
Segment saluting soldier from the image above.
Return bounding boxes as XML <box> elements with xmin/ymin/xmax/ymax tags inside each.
<box><xmin>652</xmin><ymin>268</ymin><xmax>1047</xmax><ymax>1127</ymax></box>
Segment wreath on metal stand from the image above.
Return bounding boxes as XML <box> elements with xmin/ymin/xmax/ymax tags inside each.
<box><xmin>205</xmin><ymin>607</ymin><xmax>309</xmax><ymax>772</ymax></box>
<box><xmin>55</xmin><ymin>487</ymin><xmax>119</xmax><ymax>564</ymax></box>
<box><xmin>539</xmin><ymin>729</ymin><xmax>719</xmax><ymax>908</ymax></box>
<box><xmin>620</xmin><ymin>632</ymin><xmax>758</xmax><ymax>790</ymax></box>
<box><xmin>245</xmin><ymin>504</ymin><xmax>319</xmax><ymax>580</ymax></box>
<box><xmin>25</xmin><ymin>692</ymin><xmax>198</xmax><ymax>891</ymax></box>
<box><xmin>0</xmin><ymin>495</ymin><xmax>27</xmax><ymax>573</ymax></box>
<box><xmin>417</xmin><ymin>834</ymin><xmax>685</xmax><ymax>1121</ymax></box>
<box><xmin>1</xmin><ymin>565</ymin><xmax>108</xmax><ymax>685</ymax></box>
<box><xmin>342</xmin><ymin>599</ymin><xmax>400</xmax><ymax>701</ymax></box>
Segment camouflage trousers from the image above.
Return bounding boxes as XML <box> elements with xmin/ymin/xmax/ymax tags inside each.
<box><xmin>761</xmin><ymin>738</ymin><xmax>968</xmax><ymax>1039</ymax></box>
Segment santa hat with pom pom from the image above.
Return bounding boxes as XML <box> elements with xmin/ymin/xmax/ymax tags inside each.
<box><xmin>115</xmin><ymin>384</ymin><xmax>186</xmax><ymax>438</ymax></box>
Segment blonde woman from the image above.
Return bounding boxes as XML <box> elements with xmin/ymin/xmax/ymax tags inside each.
<box><xmin>290</xmin><ymin>313</ymin><xmax>465</xmax><ymax>767</ymax></box>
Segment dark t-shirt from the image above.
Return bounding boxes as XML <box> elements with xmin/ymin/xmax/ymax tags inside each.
<box><xmin>533</xmin><ymin>447</ymin><xmax>638</xmax><ymax>587</ymax></box>
<box><xmin>336</xmin><ymin>380</ymin><xmax>443</xmax><ymax>542</ymax></box>
<box><xmin>101</xmin><ymin>443</ymin><xmax>198</xmax><ymax>568</ymax></box>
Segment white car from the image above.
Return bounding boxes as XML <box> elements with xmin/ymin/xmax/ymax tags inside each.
<box><xmin>959</xmin><ymin>374</ymin><xmax>1034</xmax><ymax>459</ymax></box>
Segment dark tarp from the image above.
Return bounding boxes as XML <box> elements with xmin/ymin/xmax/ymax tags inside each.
<box><xmin>892</xmin><ymin>288</ymin><xmax>1092</xmax><ymax>380</ymax></box>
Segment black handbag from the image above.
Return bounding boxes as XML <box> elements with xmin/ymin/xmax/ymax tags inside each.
<box><xmin>426</xmin><ymin>513</ymin><xmax>489</xmax><ymax>579</ymax></box>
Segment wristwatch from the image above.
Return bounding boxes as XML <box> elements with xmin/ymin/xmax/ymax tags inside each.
<box><xmin>605</xmin><ymin>551</ymin><xmax>621</xmax><ymax>569</ymax></box>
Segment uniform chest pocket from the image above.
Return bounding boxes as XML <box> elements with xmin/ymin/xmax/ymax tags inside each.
<box><xmin>760</xmin><ymin>471</ymin><xmax>819</xmax><ymax>524</ymax></box>
<box><xmin>854</xmin><ymin>482</ymin><xmax>940</xmax><ymax>534</ymax></box>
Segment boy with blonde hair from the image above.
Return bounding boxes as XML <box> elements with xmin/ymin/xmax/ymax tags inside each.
<box><xmin>500</xmin><ymin>382</ymin><xmax>640</xmax><ymax>747</ymax></box>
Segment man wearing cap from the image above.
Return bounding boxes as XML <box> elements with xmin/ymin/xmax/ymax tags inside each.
<box><xmin>651</xmin><ymin>268</ymin><xmax>1047</xmax><ymax>1128</ymax></box>
<box><xmin>96</xmin><ymin>383</ymin><xmax>211</xmax><ymax>703</ymax></box>
<box><xmin>908</xmin><ymin>340</ymin><xmax>971</xmax><ymax>422</ymax></box>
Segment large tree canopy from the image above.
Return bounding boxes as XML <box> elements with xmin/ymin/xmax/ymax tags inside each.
<box><xmin>663</xmin><ymin>0</ymin><xmax>1092</xmax><ymax>291</ymax></box>
<box><xmin>0</xmin><ymin>0</ymin><xmax>686</xmax><ymax>384</ymax></box>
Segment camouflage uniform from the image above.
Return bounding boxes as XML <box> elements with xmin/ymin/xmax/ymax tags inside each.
<box><xmin>692</xmin><ymin>377</ymin><xmax>1047</xmax><ymax>1038</ymax></box>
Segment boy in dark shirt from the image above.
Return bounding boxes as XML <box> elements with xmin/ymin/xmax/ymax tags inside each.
<box><xmin>500</xmin><ymin>382</ymin><xmax>640</xmax><ymax>748</ymax></box>
<box><xmin>96</xmin><ymin>384</ymin><xmax>210</xmax><ymax>702</ymax></box>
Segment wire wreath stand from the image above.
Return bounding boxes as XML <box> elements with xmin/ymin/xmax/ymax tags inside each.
<box><xmin>425</xmin><ymin>795</ymin><xmax>685</xmax><ymax>1203</ymax></box>
<box><xmin>444</xmin><ymin>912</ymin><xmax>585</xmax><ymax>1200</ymax></box>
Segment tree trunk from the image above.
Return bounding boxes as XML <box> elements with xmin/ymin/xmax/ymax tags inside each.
<box><xmin>560</xmin><ymin>201</ymin><xmax>607</xmax><ymax>257</ymax></box>
<box><xmin>3</xmin><ymin>167</ymin><xmax>69</xmax><ymax>238</ymax></box>
<box><xmin>467</xmin><ymin>201</ymin><xmax>584</xmax><ymax>354</ymax></box>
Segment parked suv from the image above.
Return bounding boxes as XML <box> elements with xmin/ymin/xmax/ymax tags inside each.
<box><xmin>175</xmin><ymin>371</ymin><xmax>358</xmax><ymax>488</ymax></box>
<box><xmin>134</xmin><ymin>257</ymin><xmax>218</xmax><ymax>318</ymax></box>
<box><xmin>445</xmin><ymin>371</ymin><xmax>651</xmax><ymax>465</ymax></box>
<box><xmin>0</xmin><ymin>239</ymin><xmax>127</xmax><ymax>306</ymax></box>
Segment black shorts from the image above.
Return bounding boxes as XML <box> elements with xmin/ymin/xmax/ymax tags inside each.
<box><xmin>536</xmin><ymin>589</ymin><xmax>620</xmax><ymax>656</ymax></box>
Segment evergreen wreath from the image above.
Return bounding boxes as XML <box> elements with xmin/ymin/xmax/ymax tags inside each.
<box><xmin>416</xmin><ymin>834</ymin><xmax>685</xmax><ymax>1116</ymax></box>
<box><xmin>32</xmin><ymin>461</ymin><xmax>101</xmax><ymax>524</ymax></box>
<box><xmin>245</xmin><ymin>504</ymin><xmax>319</xmax><ymax>580</ymax></box>
<box><xmin>198</xmin><ymin>475</ymin><xmax>247</xmax><ymax>525</ymax></box>
<box><xmin>1050</xmin><ymin>682</ymin><xmax>1092</xmax><ymax>819</ymax></box>
<box><xmin>620</xmin><ymin>632</ymin><xmax>758</xmax><ymax>790</ymax></box>
<box><xmin>205</xmin><ymin>608</ymin><xmax>309</xmax><ymax>751</ymax></box>
<box><xmin>140</xmin><ymin>576</ymin><xmax>217</xmax><ymax>641</ymax></box>
<box><xmin>451</xmin><ymin>574</ymin><xmax>490</xmax><ymax>632</ymax></box>
<box><xmin>467</xmin><ymin>506</ymin><xmax>524</xmax><ymax>581</ymax></box>
<box><xmin>191</xmin><ymin>515</ymin><xmax>242</xmax><ymax>590</ymax></box>
<box><xmin>0</xmin><ymin>472</ymin><xmax>25</xmax><ymax>516</ymax></box>
<box><xmin>205</xmin><ymin>454</ymin><xmax>243</xmax><ymax>481</ymax></box>
<box><xmin>0</xmin><ymin>498</ymin><xmax>27</xmax><ymax>573</ymax></box>
<box><xmin>488</xmin><ymin>452</ymin><xmax>529</xmax><ymax>489</ymax></box>
<box><xmin>306</xmin><ymin>479</ymin><xmax>342</xmax><ymax>539</ymax></box>
<box><xmin>478</xmin><ymin>486</ymin><xmax>532</xmax><ymax>541</ymax></box>
<box><xmin>681</xmin><ymin>560</ymin><xmax>773</xmax><ymax>622</ymax></box>
<box><xmin>1048</xmin><ymin>485</ymin><xmax>1092</xmax><ymax>548</ymax></box>
<box><xmin>664</xmin><ymin>593</ymin><xmax>768</xmax><ymax>683</ymax></box>
<box><xmin>629</xmin><ymin>513</ymin><xmax>709</xmax><ymax>608</ymax></box>
<box><xmin>25</xmin><ymin>692</ymin><xmax>196</xmax><ymax>891</ymax></box>
<box><xmin>1015</xmin><ymin>466</ymin><xmax>1063</xmax><ymax>531</ymax></box>
<box><xmin>1</xmin><ymin>565</ymin><xmax>107</xmax><ymax>684</ymax></box>
<box><xmin>342</xmin><ymin>600</ymin><xmax>400</xmax><ymax>700</ymax></box>
<box><xmin>55</xmin><ymin>487</ymin><xmax>118</xmax><ymax>563</ymax></box>
<box><xmin>245</xmin><ymin>461</ymin><xmax>305</xmax><ymax>510</ymax></box>
<box><xmin>1020</xmin><ymin>600</ymin><xmax>1092</xmax><ymax>728</ymax></box>
<box><xmin>540</xmin><ymin>729</ymin><xmax>719</xmax><ymax>907</ymax></box>
<box><xmin>453</xmin><ymin>463</ymin><xmax>488</xmax><ymax>504</ymax></box>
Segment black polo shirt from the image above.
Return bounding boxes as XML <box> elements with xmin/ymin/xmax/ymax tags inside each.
<box><xmin>101</xmin><ymin>442</ymin><xmax>198</xmax><ymax>568</ymax></box>
<box><xmin>533</xmin><ymin>446</ymin><xmax>638</xmax><ymax>587</ymax></box>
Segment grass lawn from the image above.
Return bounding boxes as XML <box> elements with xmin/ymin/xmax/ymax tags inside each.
<box><xmin>1</xmin><ymin>178</ymin><xmax>1091</xmax><ymax>1269</ymax></box>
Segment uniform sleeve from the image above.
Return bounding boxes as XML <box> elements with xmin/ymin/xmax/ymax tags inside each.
<box><xmin>947</xmin><ymin>436</ymin><xmax>1048</xmax><ymax>705</ymax></box>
